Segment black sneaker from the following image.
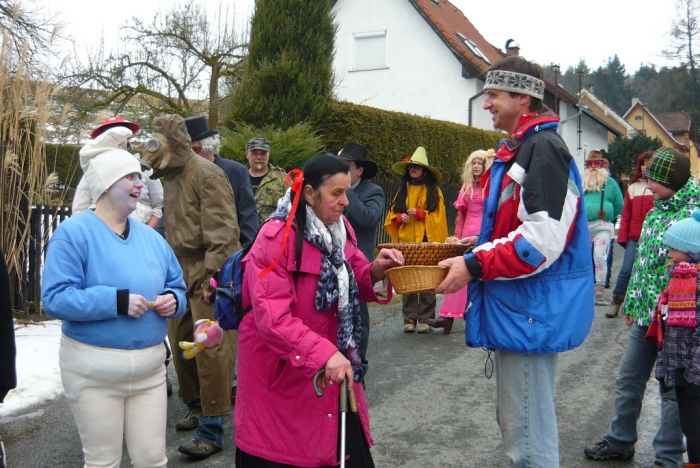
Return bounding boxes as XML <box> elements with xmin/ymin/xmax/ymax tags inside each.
<box><xmin>583</xmin><ymin>440</ymin><xmax>635</xmax><ymax>461</ymax></box>
<box><xmin>178</xmin><ymin>439</ymin><xmax>222</xmax><ymax>460</ymax></box>
<box><xmin>175</xmin><ymin>410</ymin><xmax>201</xmax><ymax>431</ymax></box>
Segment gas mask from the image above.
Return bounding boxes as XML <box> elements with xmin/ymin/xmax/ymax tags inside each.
<box><xmin>141</xmin><ymin>134</ymin><xmax>175</xmax><ymax>179</ymax></box>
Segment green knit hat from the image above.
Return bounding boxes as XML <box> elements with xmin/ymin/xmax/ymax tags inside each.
<box><xmin>645</xmin><ymin>147</ymin><xmax>691</xmax><ymax>192</ymax></box>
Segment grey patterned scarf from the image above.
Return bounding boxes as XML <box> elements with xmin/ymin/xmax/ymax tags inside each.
<box><xmin>271</xmin><ymin>190</ymin><xmax>364</xmax><ymax>380</ymax></box>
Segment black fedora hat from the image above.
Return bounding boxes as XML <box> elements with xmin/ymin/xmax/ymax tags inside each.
<box><xmin>184</xmin><ymin>115</ymin><xmax>218</xmax><ymax>142</ymax></box>
<box><xmin>337</xmin><ymin>142</ymin><xmax>378</xmax><ymax>179</ymax></box>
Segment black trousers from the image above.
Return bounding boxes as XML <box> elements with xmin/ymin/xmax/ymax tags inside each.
<box><xmin>675</xmin><ymin>375</ymin><xmax>700</xmax><ymax>462</ymax></box>
<box><xmin>235</xmin><ymin>403</ymin><xmax>374</xmax><ymax>468</ymax></box>
<box><xmin>358</xmin><ymin>301</ymin><xmax>370</xmax><ymax>376</ymax></box>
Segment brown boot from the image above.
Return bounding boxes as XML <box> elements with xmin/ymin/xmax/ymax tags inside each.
<box><xmin>606</xmin><ymin>293</ymin><xmax>624</xmax><ymax>318</ymax></box>
<box><xmin>427</xmin><ymin>317</ymin><xmax>454</xmax><ymax>335</ymax></box>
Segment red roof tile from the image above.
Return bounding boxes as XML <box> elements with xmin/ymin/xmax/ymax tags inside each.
<box><xmin>409</xmin><ymin>0</ymin><xmax>503</xmax><ymax>74</ymax></box>
<box><xmin>409</xmin><ymin>0</ymin><xmax>578</xmax><ymax>106</ymax></box>
<box><xmin>657</xmin><ymin>112</ymin><xmax>691</xmax><ymax>133</ymax></box>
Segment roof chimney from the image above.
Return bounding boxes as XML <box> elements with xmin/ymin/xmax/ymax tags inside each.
<box><xmin>505</xmin><ymin>39</ymin><xmax>520</xmax><ymax>57</ymax></box>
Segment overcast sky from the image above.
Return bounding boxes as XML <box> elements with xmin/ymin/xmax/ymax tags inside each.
<box><xmin>36</xmin><ymin>0</ymin><xmax>678</xmax><ymax>73</ymax></box>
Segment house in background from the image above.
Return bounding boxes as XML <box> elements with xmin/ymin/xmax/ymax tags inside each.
<box><xmin>331</xmin><ymin>0</ymin><xmax>624</xmax><ymax>171</ymax></box>
<box><xmin>623</xmin><ymin>99</ymin><xmax>699</xmax><ymax>178</ymax></box>
<box><xmin>579</xmin><ymin>89</ymin><xmax>634</xmax><ymax>144</ymax></box>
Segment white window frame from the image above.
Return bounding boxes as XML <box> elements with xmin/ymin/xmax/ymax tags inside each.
<box><xmin>456</xmin><ymin>32</ymin><xmax>490</xmax><ymax>65</ymax></box>
<box><xmin>351</xmin><ymin>30</ymin><xmax>388</xmax><ymax>72</ymax></box>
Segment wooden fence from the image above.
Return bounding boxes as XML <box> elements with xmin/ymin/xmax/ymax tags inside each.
<box><xmin>18</xmin><ymin>182</ymin><xmax>460</xmax><ymax>312</ymax></box>
<box><xmin>17</xmin><ymin>205</ymin><xmax>72</xmax><ymax>312</ymax></box>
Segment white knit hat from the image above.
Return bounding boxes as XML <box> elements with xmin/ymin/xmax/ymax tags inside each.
<box><xmin>663</xmin><ymin>210</ymin><xmax>700</xmax><ymax>256</ymax></box>
<box><xmin>84</xmin><ymin>148</ymin><xmax>142</xmax><ymax>202</ymax></box>
<box><xmin>79</xmin><ymin>126</ymin><xmax>133</xmax><ymax>172</ymax></box>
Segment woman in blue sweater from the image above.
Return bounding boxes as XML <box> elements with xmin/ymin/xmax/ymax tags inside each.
<box><xmin>42</xmin><ymin>148</ymin><xmax>187</xmax><ymax>468</ymax></box>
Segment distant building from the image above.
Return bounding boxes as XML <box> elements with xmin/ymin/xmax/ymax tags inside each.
<box><xmin>624</xmin><ymin>99</ymin><xmax>699</xmax><ymax>178</ymax></box>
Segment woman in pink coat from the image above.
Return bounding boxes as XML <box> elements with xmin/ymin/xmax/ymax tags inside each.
<box><xmin>428</xmin><ymin>149</ymin><xmax>491</xmax><ymax>334</ymax></box>
<box><xmin>235</xmin><ymin>154</ymin><xmax>404</xmax><ymax>467</ymax></box>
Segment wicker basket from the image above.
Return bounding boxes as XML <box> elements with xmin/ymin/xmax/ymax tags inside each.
<box><xmin>385</xmin><ymin>265</ymin><xmax>448</xmax><ymax>294</ymax></box>
<box><xmin>377</xmin><ymin>242</ymin><xmax>472</xmax><ymax>266</ymax></box>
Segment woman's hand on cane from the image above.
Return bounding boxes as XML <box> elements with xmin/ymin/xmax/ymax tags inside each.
<box><xmin>325</xmin><ymin>351</ymin><xmax>353</xmax><ymax>388</ymax></box>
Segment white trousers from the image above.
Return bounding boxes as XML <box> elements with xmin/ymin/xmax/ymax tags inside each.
<box><xmin>588</xmin><ymin>220</ymin><xmax>614</xmax><ymax>285</ymax></box>
<box><xmin>59</xmin><ymin>335</ymin><xmax>167</xmax><ymax>468</ymax></box>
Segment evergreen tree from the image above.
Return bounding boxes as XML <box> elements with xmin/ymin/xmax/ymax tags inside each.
<box><xmin>630</xmin><ymin>65</ymin><xmax>694</xmax><ymax>114</ymax></box>
<box><xmin>607</xmin><ymin>134</ymin><xmax>662</xmax><ymax>178</ymax></box>
<box><xmin>560</xmin><ymin>60</ymin><xmax>591</xmax><ymax>96</ymax></box>
<box><xmin>228</xmin><ymin>0</ymin><xmax>336</xmax><ymax>129</ymax></box>
<box><xmin>589</xmin><ymin>55</ymin><xmax>632</xmax><ymax>116</ymax></box>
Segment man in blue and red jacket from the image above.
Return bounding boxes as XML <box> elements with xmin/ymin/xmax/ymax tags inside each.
<box><xmin>437</xmin><ymin>56</ymin><xmax>594</xmax><ymax>466</ymax></box>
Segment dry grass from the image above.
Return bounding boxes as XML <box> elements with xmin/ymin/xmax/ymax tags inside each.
<box><xmin>0</xmin><ymin>35</ymin><xmax>65</xmax><ymax>312</ymax></box>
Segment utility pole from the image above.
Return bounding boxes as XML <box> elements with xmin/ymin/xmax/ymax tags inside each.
<box><xmin>551</xmin><ymin>64</ymin><xmax>560</xmax><ymax>114</ymax></box>
<box><xmin>577</xmin><ymin>66</ymin><xmax>584</xmax><ymax>158</ymax></box>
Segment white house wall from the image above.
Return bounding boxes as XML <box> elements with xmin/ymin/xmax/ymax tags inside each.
<box><xmin>332</xmin><ymin>0</ymin><xmax>479</xmax><ymax>124</ymax></box>
<box><xmin>558</xmin><ymin>103</ymin><xmax>609</xmax><ymax>174</ymax></box>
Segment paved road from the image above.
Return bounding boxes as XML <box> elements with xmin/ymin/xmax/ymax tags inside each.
<box><xmin>3</xmin><ymin>248</ymin><xmax>675</xmax><ymax>467</ymax></box>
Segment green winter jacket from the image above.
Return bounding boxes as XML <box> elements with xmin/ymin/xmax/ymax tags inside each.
<box><xmin>622</xmin><ymin>178</ymin><xmax>700</xmax><ymax>325</ymax></box>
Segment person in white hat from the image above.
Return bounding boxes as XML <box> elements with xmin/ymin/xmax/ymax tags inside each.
<box><xmin>42</xmin><ymin>148</ymin><xmax>187</xmax><ymax>468</ymax></box>
<box><xmin>72</xmin><ymin>117</ymin><xmax>164</xmax><ymax>229</ymax></box>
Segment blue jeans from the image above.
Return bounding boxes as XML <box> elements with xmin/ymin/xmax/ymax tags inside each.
<box><xmin>496</xmin><ymin>351</ymin><xmax>559</xmax><ymax>467</ymax></box>
<box><xmin>612</xmin><ymin>240</ymin><xmax>638</xmax><ymax>297</ymax></box>
<box><xmin>196</xmin><ymin>415</ymin><xmax>225</xmax><ymax>449</ymax></box>
<box><xmin>188</xmin><ymin>400</ymin><xmax>225</xmax><ymax>449</ymax></box>
<box><xmin>603</xmin><ymin>323</ymin><xmax>684</xmax><ymax>466</ymax></box>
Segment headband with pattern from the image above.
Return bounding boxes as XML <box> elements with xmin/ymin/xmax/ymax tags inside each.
<box><xmin>483</xmin><ymin>70</ymin><xmax>545</xmax><ymax>100</ymax></box>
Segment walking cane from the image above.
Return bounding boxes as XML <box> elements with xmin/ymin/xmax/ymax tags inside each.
<box><xmin>313</xmin><ymin>369</ymin><xmax>358</xmax><ymax>468</ymax></box>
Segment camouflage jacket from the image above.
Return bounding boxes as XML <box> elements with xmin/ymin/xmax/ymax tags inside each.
<box><xmin>254</xmin><ymin>165</ymin><xmax>287</xmax><ymax>224</ymax></box>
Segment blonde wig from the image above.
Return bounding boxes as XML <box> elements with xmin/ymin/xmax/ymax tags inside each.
<box><xmin>460</xmin><ymin>149</ymin><xmax>493</xmax><ymax>195</ymax></box>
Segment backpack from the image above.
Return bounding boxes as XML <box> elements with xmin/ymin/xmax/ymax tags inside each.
<box><xmin>213</xmin><ymin>247</ymin><xmax>251</xmax><ymax>330</ymax></box>
<box><xmin>213</xmin><ymin>221</ymin><xmax>267</xmax><ymax>330</ymax></box>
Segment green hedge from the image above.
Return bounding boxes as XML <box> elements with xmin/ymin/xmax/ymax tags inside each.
<box><xmin>45</xmin><ymin>143</ymin><xmax>81</xmax><ymax>189</ymax></box>
<box><xmin>319</xmin><ymin>101</ymin><xmax>502</xmax><ymax>184</ymax></box>
<box><xmin>220</xmin><ymin>122</ymin><xmax>324</xmax><ymax>170</ymax></box>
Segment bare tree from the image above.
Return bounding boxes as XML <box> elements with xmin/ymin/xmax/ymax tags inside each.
<box><xmin>0</xmin><ymin>0</ymin><xmax>56</xmax><ymax>69</ymax></box>
<box><xmin>62</xmin><ymin>1</ymin><xmax>246</xmax><ymax>128</ymax></box>
<box><xmin>666</xmin><ymin>0</ymin><xmax>700</xmax><ymax>117</ymax></box>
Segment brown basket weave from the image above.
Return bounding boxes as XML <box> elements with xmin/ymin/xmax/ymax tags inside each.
<box><xmin>385</xmin><ymin>266</ymin><xmax>448</xmax><ymax>294</ymax></box>
<box><xmin>377</xmin><ymin>242</ymin><xmax>472</xmax><ymax>266</ymax></box>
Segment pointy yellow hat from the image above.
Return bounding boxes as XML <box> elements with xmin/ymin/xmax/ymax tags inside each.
<box><xmin>391</xmin><ymin>146</ymin><xmax>442</xmax><ymax>181</ymax></box>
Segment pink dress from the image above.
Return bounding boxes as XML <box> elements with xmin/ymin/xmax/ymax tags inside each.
<box><xmin>439</xmin><ymin>186</ymin><xmax>484</xmax><ymax>318</ymax></box>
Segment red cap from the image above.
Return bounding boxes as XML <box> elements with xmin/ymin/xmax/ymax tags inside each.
<box><xmin>91</xmin><ymin>116</ymin><xmax>140</xmax><ymax>139</ymax></box>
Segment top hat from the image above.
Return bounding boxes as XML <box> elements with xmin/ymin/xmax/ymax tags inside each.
<box><xmin>184</xmin><ymin>115</ymin><xmax>218</xmax><ymax>142</ymax></box>
<box><xmin>337</xmin><ymin>142</ymin><xmax>378</xmax><ymax>179</ymax></box>
<box><xmin>391</xmin><ymin>146</ymin><xmax>442</xmax><ymax>181</ymax></box>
